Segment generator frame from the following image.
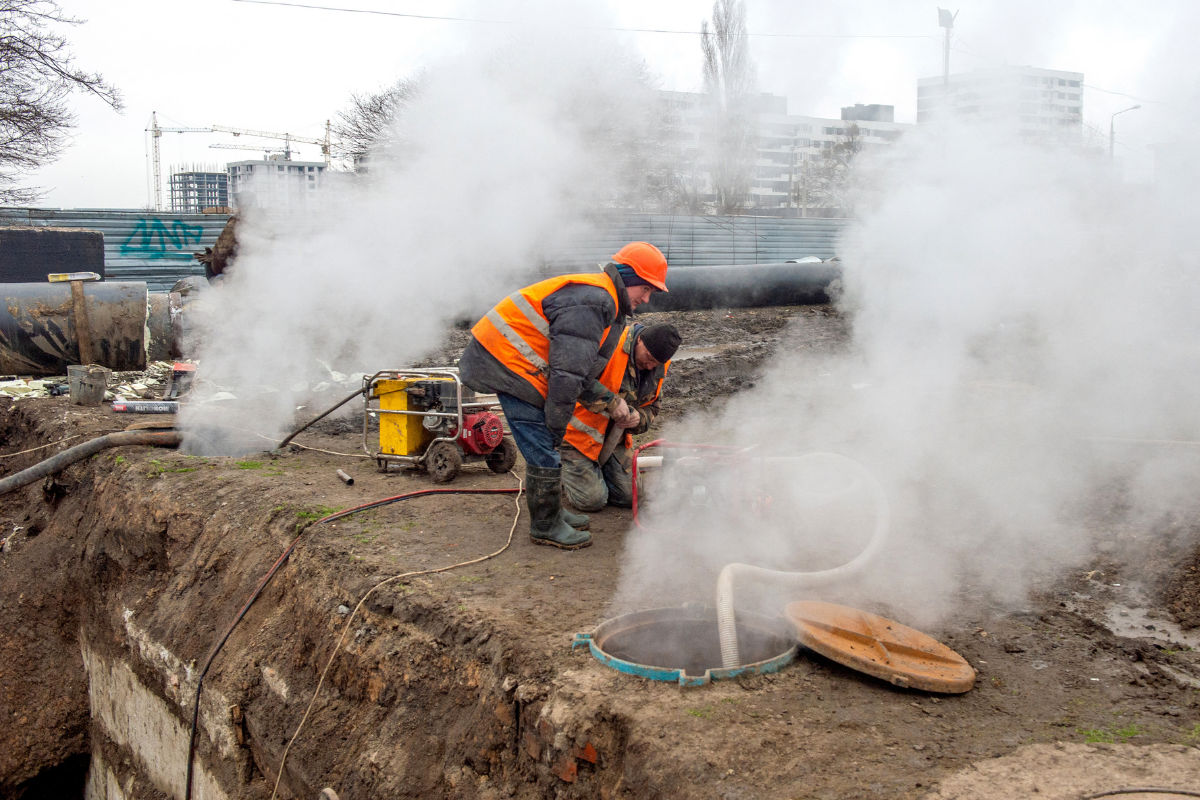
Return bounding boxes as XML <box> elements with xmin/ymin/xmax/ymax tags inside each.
<box><xmin>361</xmin><ymin>367</ymin><xmax>509</xmax><ymax>477</ymax></box>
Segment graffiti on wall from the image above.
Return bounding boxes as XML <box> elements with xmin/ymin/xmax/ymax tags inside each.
<box><xmin>120</xmin><ymin>219</ymin><xmax>206</xmax><ymax>260</ymax></box>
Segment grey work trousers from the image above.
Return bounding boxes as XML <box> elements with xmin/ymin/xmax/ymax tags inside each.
<box><xmin>560</xmin><ymin>443</ymin><xmax>633</xmax><ymax>512</ymax></box>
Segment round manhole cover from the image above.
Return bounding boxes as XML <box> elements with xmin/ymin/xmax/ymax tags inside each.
<box><xmin>785</xmin><ymin>600</ymin><xmax>977</xmax><ymax>693</ymax></box>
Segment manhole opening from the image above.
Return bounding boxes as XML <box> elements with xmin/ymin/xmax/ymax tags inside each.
<box><xmin>596</xmin><ymin>611</ymin><xmax>794</xmax><ymax>677</ymax></box>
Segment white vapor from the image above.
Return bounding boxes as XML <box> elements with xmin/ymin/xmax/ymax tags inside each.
<box><xmin>617</xmin><ymin>121</ymin><xmax>1200</xmax><ymax>629</ymax></box>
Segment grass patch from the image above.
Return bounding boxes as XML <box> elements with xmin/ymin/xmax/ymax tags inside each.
<box><xmin>147</xmin><ymin>464</ymin><xmax>197</xmax><ymax>477</ymax></box>
<box><xmin>685</xmin><ymin>707</ymin><xmax>713</xmax><ymax>719</ymax></box>
<box><xmin>236</xmin><ymin>460</ymin><xmax>264</xmax><ymax>470</ymax></box>
<box><xmin>113</xmin><ymin>455</ymin><xmax>126</xmax><ymax>466</ymax></box>
<box><xmin>1183</xmin><ymin>723</ymin><xmax>1200</xmax><ymax>746</ymax></box>
<box><xmin>1078</xmin><ymin>724</ymin><xmax>1144</xmax><ymax>744</ymax></box>
<box><xmin>297</xmin><ymin>505</ymin><xmax>343</xmax><ymax>522</ymax></box>
<box><xmin>459</xmin><ymin>576</ymin><xmax>485</xmax><ymax>583</ymax></box>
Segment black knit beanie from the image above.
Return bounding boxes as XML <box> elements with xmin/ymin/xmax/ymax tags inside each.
<box><xmin>640</xmin><ymin>323</ymin><xmax>681</xmax><ymax>363</ymax></box>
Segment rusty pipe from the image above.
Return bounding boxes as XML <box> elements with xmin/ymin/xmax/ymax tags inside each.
<box><xmin>0</xmin><ymin>281</ymin><xmax>151</xmax><ymax>375</ymax></box>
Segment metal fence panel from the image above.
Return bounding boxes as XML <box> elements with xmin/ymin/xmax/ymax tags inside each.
<box><xmin>0</xmin><ymin>209</ymin><xmax>844</xmax><ymax>289</ymax></box>
<box><xmin>0</xmin><ymin>208</ymin><xmax>230</xmax><ymax>291</ymax></box>
<box><xmin>541</xmin><ymin>214</ymin><xmax>847</xmax><ymax>271</ymax></box>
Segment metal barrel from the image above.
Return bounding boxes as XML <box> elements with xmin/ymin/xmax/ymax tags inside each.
<box><xmin>0</xmin><ymin>281</ymin><xmax>149</xmax><ymax>375</ymax></box>
<box><xmin>646</xmin><ymin>261</ymin><xmax>841</xmax><ymax>311</ymax></box>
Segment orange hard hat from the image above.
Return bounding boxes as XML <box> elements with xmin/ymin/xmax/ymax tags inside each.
<box><xmin>612</xmin><ymin>242</ymin><xmax>669</xmax><ymax>292</ymax></box>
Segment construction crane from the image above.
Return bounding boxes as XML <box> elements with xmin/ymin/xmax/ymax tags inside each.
<box><xmin>145</xmin><ymin>117</ymin><xmax>334</xmax><ymax>211</ymax></box>
<box><xmin>146</xmin><ymin>112</ymin><xmax>210</xmax><ymax>212</ymax></box>
<box><xmin>210</xmin><ymin>122</ymin><xmax>332</xmax><ymax>166</ymax></box>
<box><xmin>208</xmin><ymin>143</ymin><xmax>291</xmax><ymax>160</ymax></box>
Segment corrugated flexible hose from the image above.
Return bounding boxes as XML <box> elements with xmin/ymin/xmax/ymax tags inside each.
<box><xmin>716</xmin><ymin>453</ymin><xmax>890</xmax><ymax>669</ymax></box>
<box><xmin>0</xmin><ymin>430</ymin><xmax>184</xmax><ymax>495</ymax></box>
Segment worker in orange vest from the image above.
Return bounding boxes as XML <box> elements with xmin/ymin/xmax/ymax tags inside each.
<box><xmin>459</xmin><ymin>242</ymin><xmax>669</xmax><ymax>550</ymax></box>
<box><xmin>561</xmin><ymin>322</ymin><xmax>680</xmax><ymax>513</ymax></box>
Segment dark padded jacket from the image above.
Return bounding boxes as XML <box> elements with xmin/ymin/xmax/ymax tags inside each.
<box><xmin>459</xmin><ymin>264</ymin><xmax>633</xmax><ymax>445</ymax></box>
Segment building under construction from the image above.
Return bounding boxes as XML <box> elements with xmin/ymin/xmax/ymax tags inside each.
<box><xmin>168</xmin><ymin>164</ymin><xmax>229</xmax><ymax>213</ymax></box>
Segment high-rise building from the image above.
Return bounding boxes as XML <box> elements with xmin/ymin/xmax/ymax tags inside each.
<box><xmin>916</xmin><ymin>65</ymin><xmax>1083</xmax><ymax>143</ymax></box>
<box><xmin>169</xmin><ymin>166</ymin><xmax>229</xmax><ymax>213</ymax></box>
<box><xmin>660</xmin><ymin>91</ymin><xmax>913</xmax><ymax>212</ymax></box>
<box><xmin>842</xmin><ymin>104</ymin><xmax>894</xmax><ymax>123</ymax></box>
<box><xmin>227</xmin><ymin>157</ymin><xmax>330</xmax><ymax>212</ymax></box>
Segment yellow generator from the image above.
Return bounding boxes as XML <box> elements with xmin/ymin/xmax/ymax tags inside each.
<box><xmin>364</xmin><ymin>368</ymin><xmax>516</xmax><ymax>482</ymax></box>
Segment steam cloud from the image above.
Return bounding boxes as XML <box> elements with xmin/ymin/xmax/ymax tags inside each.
<box><xmin>617</xmin><ymin>124</ymin><xmax>1200</xmax><ymax>628</ymax></box>
<box><xmin>182</xmin><ymin>1</ymin><xmax>1200</xmax><ymax>630</ymax></box>
<box><xmin>184</xmin><ymin>11</ymin><xmax>658</xmax><ymax>437</ymax></box>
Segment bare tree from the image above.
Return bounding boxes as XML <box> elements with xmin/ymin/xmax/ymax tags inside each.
<box><xmin>700</xmin><ymin>0</ymin><xmax>756</xmax><ymax>215</ymax></box>
<box><xmin>0</xmin><ymin>0</ymin><xmax>121</xmax><ymax>203</ymax></box>
<box><xmin>810</xmin><ymin>123</ymin><xmax>863</xmax><ymax>215</ymax></box>
<box><xmin>331</xmin><ymin>75</ymin><xmax>421</xmax><ymax>171</ymax></box>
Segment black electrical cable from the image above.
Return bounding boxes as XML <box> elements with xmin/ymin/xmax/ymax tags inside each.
<box><xmin>183</xmin><ymin>486</ymin><xmax>521</xmax><ymax>800</ymax></box>
<box><xmin>276</xmin><ymin>386</ymin><xmax>365</xmax><ymax>450</ymax></box>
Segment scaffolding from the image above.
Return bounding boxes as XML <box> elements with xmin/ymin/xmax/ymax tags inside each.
<box><xmin>168</xmin><ymin>163</ymin><xmax>230</xmax><ymax>213</ymax></box>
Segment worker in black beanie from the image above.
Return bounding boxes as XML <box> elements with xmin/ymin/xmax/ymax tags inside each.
<box><xmin>560</xmin><ymin>322</ymin><xmax>681</xmax><ymax>514</ymax></box>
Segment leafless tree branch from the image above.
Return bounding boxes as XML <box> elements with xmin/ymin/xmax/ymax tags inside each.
<box><xmin>331</xmin><ymin>74</ymin><xmax>422</xmax><ymax>171</ymax></box>
<box><xmin>700</xmin><ymin>0</ymin><xmax>756</xmax><ymax>215</ymax></box>
<box><xmin>0</xmin><ymin>0</ymin><xmax>121</xmax><ymax>202</ymax></box>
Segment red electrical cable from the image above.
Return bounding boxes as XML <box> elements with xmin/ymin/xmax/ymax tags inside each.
<box><xmin>184</xmin><ymin>486</ymin><xmax>521</xmax><ymax>800</ymax></box>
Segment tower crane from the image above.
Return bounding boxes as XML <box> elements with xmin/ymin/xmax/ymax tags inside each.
<box><xmin>145</xmin><ymin>117</ymin><xmax>334</xmax><ymax>211</ymax></box>
<box><xmin>208</xmin><ymin>143</ymin><xmax>291</xmax><ymax>160</ymax></box>
<box><xmin>210</xmin><ymin>121</ymin><xmax>332</xmax><ymax>166</ymax></box>
<box><xmin>146</xmin><ymin>112</ymin><xmax>210</xmax><ymax>212</ymax></box>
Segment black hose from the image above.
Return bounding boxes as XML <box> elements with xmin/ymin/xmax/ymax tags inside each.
<box><xmin>0</xmin><ymin>430</ymin><xmax>184</xmax><ymax>495</ymax></box>
<box><xmin>277</xmin><ymin>387</ymin><xmax>365</xmax><ymax>450</ymax></box>
<box><xmin>183</xmin><ymin>486</ymin><xmax>522</xmax><ymax>800</ymax></box>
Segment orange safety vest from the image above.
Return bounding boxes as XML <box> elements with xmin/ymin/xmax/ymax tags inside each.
<box><xmin>564</xmin><ymin>327</ymin><xmax>669</xmax><ymax>462</ymax></box>
<box><xmin>470</xmin><ymin>272</ymin><xmax>620</xmax><ymax>399</ymax></box>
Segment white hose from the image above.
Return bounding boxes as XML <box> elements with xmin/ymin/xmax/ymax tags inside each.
<box><xmin>716</xmin><ymin>453</ymin><xmax>890</xmax><ymax>669</ymax></box>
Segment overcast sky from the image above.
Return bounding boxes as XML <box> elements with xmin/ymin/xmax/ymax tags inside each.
<box><xmin>26</xmin><ymin>0</ymin><xmax>1196</xmax><ymax>208</ymax></box>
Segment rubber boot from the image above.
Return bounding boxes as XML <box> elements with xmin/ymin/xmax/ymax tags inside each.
<box><xmin>526</xmin><ymin>465</ymin><xmax>592</xmax><ymax>550</ymax></box>
<box><xmin>559</xmin><ymin>504</ymin><xmax>590</xmax><ymax>531</ymax></box>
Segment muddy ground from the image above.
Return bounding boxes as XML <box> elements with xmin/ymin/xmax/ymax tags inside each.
<box><xmin>0</xmin><ymin>305</ymin><xmax>1198</xmax><ymax>799</ymax></box>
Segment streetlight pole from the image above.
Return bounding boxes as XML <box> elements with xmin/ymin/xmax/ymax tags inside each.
<box><xmin>938</xmin><ymin>8</ymin><xmax>958</xmax><ymax>87</ymax></box>
<box><xmin>1109</xmin><ymin>104</ymin><xmax>1141</xmax><ymax>161</ymax></box>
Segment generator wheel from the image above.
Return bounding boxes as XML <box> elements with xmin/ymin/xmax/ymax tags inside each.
<box><xmin>485</xmin><ymin>436</ymin><xmax>518</xmax><ymax>474</ymax></box>
<box><xmin>426</xmin><ymin>442</ymin><xmax>462</xmax><ymax>483</ymax></box>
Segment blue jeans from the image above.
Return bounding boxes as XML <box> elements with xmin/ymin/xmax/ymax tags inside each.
<box><xmin>496</xmin><ymin>393</ymin><xmax>560</xmax><ymax>469</ymax></box>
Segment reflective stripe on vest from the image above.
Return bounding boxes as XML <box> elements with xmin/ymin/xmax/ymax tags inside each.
<box><xmin>568</xmin><ymin>415</ymin><xmax>605</xmax><ymax>445</ymax></box>
<box><xmin>470</xmin><ymin>272</ymin><xmax>618</xmax><ymax>398</ymax></box>
<box><xmin>562</xmin><ymin>328</ymin><xmax>670</xmax><ymax>462</ymax></box>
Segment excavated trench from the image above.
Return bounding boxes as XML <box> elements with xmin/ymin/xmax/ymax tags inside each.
<box><xmin>0</xmin><ymin>401</ymin><xmax>641</xmax><ymax>800</ymax></box>
<box><xmin>5</xmin><ymin>306</ymin><xmax>1200</xmax><ymax>800</ymax></box>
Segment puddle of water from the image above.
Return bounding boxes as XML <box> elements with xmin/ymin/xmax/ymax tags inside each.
<box><xmin>1103</xmin><ymin>603</ymin><xmax>1200</xmax><ymax>650</ymax></box>
<box><xmin>672</xmin><ymin>344</ymin><xmax>738</xmax><ymax>361</ymax></box>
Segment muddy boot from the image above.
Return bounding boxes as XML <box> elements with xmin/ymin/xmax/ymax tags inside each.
<box><xmin>526</xmin><ymin>465</ymin><xmax>592</xmax><ymax>550</ymax></box>
<box><xmin>559</xmin><ymin>504</ymin><xmax>590</xmax><ymax>531</ymax></box>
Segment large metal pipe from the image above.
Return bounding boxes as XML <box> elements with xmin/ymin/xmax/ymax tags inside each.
<box><xmin>647</xmin><ymin>262</ymin><xmax>840</xmax><ymax>311</ymax></box>
<box><xmin>146</xmin><ymin>290</ymin><xmax>183</xmax><ymax>362</ymax></box>
<box><xmin>0</xmin><ymin>281</ymin><xmax>150</xmax><ymax>375</ymax></box>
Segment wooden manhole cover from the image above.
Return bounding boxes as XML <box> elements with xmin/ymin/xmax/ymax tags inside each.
<box><xmin>784</xmin><ymin>601</ymin><xmax>977</xmax><ymax>693</ymax></box>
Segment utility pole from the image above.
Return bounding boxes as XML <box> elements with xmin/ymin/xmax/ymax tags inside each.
<box><xmin>938</xmin><ymin>8</ymin><xmax>958</xmax><ymax>87</ymax></box>
<box><xmin>1109</xmin><ymin>104</ymin><xmax>1141</xmax><ymax>162</ymax></box>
